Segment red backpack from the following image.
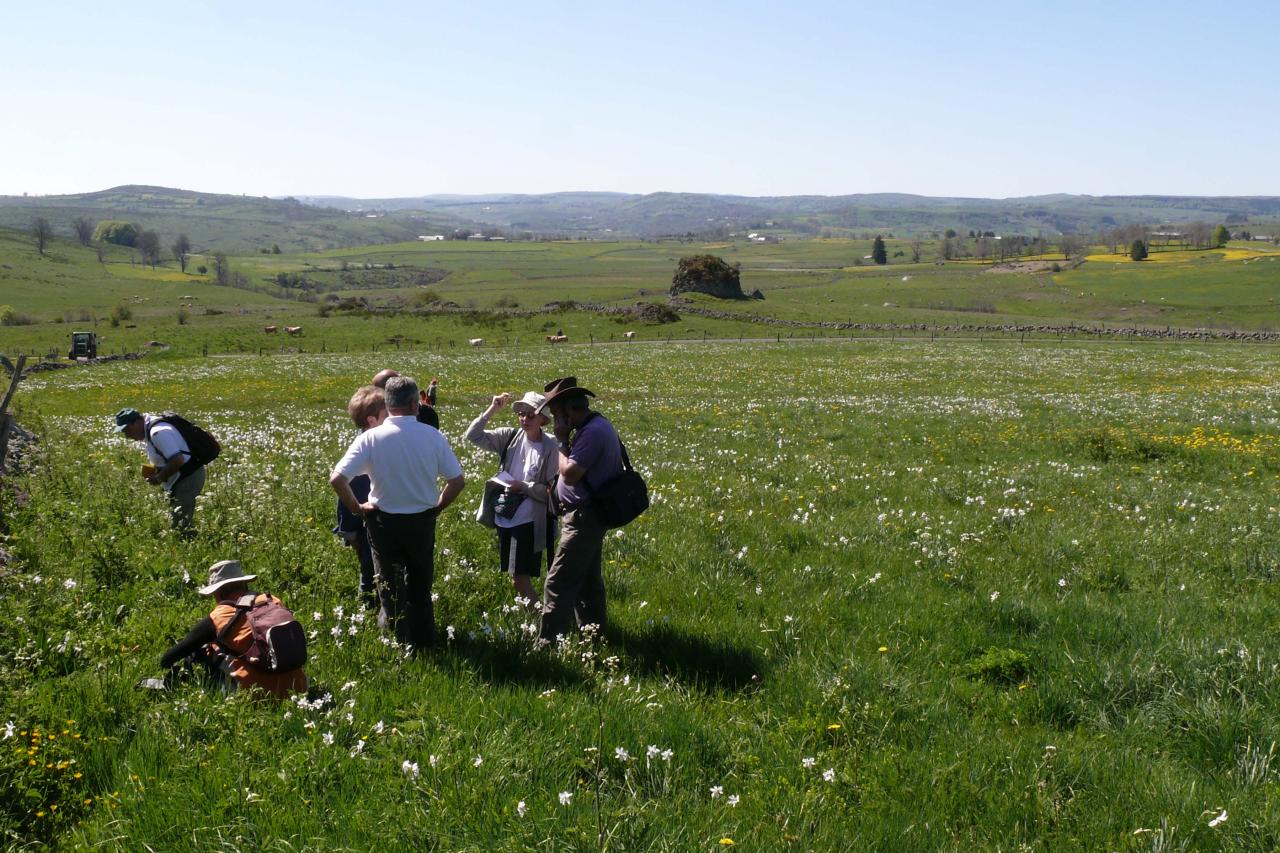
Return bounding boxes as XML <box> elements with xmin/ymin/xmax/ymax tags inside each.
<box><xmin>215</xmin><ymin>593</ymin><xmax>308</xmax><ymax>673</ymax></box>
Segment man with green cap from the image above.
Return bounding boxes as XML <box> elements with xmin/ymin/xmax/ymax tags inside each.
<box><xmin>114</xmin><ymin>407</ymin><xmax>207</xmax><ymax>534</ymax></box>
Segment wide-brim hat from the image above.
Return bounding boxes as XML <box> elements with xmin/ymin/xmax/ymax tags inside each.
<box><xmin>512</xmin><ymin>391</ymin><xmax>550</xmax><ymax>423</ymax></box>
<box><xmin>538</xmin><ymin>376</ymin><xmax>595</xmax><ymax>412</ymax></box>
<box><xmin>198</xmin><ymin>559</ymin><xmax>257</xmax><ymax>596</ymax></box>
<box><xmin>114</xmin><ymin>407</ymin><xmax>142</xmax><ymax>432</ymax></box>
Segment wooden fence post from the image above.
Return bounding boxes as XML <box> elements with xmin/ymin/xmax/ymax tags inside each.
<box><xmin>0</xmin><ymin>355</ymin><xmax>30</xmax><ymax>471</ymax></box>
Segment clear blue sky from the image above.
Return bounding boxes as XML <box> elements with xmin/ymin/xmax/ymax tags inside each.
<box><xmin>4</xmin><ymin>0</ymin><xmax>1277</xmax><ymax>199</ymax></box>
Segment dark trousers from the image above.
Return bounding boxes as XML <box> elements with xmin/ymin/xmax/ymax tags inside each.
<box><xmin>538</xmin><ymin>507</ymin><xmax>607</xmax><ymax>643</ymax></box>
<box><xmin>365</xmin><ymin>507</ymin><xmax>438</xmax><ymax>649</ymax></box>
<box><xmin>353</xmin><ymin>528</ymin><xmax>376</xmax><ymax>604</ymax></box>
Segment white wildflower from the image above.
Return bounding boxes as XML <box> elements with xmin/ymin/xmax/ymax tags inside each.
<box><xmin>823</xmin><ymin>768</ymin><xmax>836</xmax><ymax>782</ymax></box>
<box><xmin>710</xmin><ymin>785</ymin><xmax>723</xmax><ymax>799</ymax></box>
<box><xmin>559</xmin><ymin>791</ymin><xmax>573</xmax><ymax>805</ymax></box>
<box><xmin>322</xmin><ymin>731</ymin><xmax>334</xmax><ymax>746</ymax></box>
<box><xmin>517</xmin><ymin>800</ymin><xmax>527</xmax><ymax>817</ymax></box>
<box><xmin>1208</xmin><ymin>809</ymin><xmax>1228</xmax><ymax>828</ymax></box>
<box><xmin>401</xmin><ymin>760</ymin><xmax>419</xmax><ymax>779</ymax></box>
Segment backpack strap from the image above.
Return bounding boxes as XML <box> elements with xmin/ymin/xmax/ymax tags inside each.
<box><xmin>144</xmin><ymin>415</ymin><xmax>191</xmax><ymax>466</ymax></box>
<box><xmin>213</xmin><ymin>593</ymin><xmax>259</xmax><ymax>655</ymax></box>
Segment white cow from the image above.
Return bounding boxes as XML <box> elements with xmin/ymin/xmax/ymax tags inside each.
<box><xmin>623</xmin><ymin>331</ymin><xmax>636</xmax><ymax>340</ymax></box>
<box><xmin>469</xmin><ymin>338</ymin><xmax>484</xmax><ymax>347</ymax></box>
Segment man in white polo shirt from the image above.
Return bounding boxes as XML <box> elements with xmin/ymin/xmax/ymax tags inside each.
<box><xmin>330</xmin><ymin>375</ymin><xmax>465</xmax><ymax>650</ymax></box>
<box><xmin>115</xmin><ymin>407</ymin><xmax>207</xmax><ymax>536</ymax></box>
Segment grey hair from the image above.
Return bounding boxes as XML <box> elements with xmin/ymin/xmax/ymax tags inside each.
<box><xmin>384</xmin><ymin>375</ymin><xmax>419</xmax><ymax>411</ymax></box>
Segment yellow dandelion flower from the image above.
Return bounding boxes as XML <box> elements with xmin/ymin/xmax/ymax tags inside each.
<box><xmin>827</xmin><ymin>723</ymin><xmax>842</xmax><ymax>731</ymax></box>
<box><xmin>719</xmin><ymin>839</ymin><xmax>735</xmax><ymax>847</ymax></box>
<box><xmin>878</xmin><ymin>646</ymin><xmax>889</xmax><ymax>653</ymax></box>
<box><xmin>35</xmin><ymin>811</ymin><xmax>45</xmax><ymax>818</ymax></box>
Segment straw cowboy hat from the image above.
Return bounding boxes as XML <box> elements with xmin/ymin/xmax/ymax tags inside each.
<box><xmin>537</xmin><ymin>376</ymin><xmax>595</xmax><ymax>413</ymax></box>
<box><xmin>198</xmin><ymin>560</ymin><xmax>257</xmax><ymax>596</ymax></box>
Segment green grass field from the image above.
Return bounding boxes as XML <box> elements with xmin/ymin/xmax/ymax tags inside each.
<box><xmin>3</xmin><ymin>339</ymin><xmax>1280</xmax><ymax>849</ymax></box>
<box><xmin>3</xmin><ymin>228</ymin><xmax>1278</xmax><ymax>362</ymax></box>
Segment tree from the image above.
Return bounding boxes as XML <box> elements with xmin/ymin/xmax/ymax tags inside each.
<box><xmin>1130</xmin><ymin>239</ymin><xmax>1148</xmax><ymax>261</ymax></box>
<box><xmin>136</xmin><ymin>230</ymin><xmax>161</xmax><ymax>267</ymax></box>
<box><xmin>212</xmin><ymin>252</ymin><xmax>229</xmax><ymax>286</ymax></box>
<box><xmin>1059</xmin><ymin>234</ymin><xmax>1085</xmax><ymax>260</ymax></box>
<box><xmin>32</xmin><ymin>217</ymin><xmax>53</xmax><ymax>255</ymax></box>
<box><xmin>910</xmin><ymin>237</ymin><xmax>923</xmax><ymax>263</ymax></box>
<box><xmin>871</xmin><ymin>235</ymin><xmax>887</xmax><ymax>265</ymax></box>
<box><xmin>1212</xmin><ymin>224</ymin><xmax>1229</xmax><ymax>248</ymax></box>
<box><xmin>94</xmin><ymin>243</ymin><xmax>106</xmax><ymax>263</ymax></box>
<box><xmin>73</xmin><ymin>217</ymin><xmax>94</xmax><ymax>246</ymax></box>
<box><xmin>92</xmin><ymin>220</ymin><xmax>138</xmax><ymax>247</ymax></box>
<box><xmin>172</xmin><ymin>234</ymin><xmax>192</xmax><ymax>273</ymax></box>
<box><xmin>944</xmin><ymin>228</ymin><xmax>957</xmax><ymax>239</ymax></box>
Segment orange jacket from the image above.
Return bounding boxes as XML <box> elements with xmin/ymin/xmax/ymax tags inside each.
<box><xmin>208</xmin><ymin>593</ymin><xmax>308</xmax><ymax>700</ymax></box>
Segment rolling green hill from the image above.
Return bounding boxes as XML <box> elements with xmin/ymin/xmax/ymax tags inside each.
<box><xmin>0</xmin><ymin>186</ymin><xmax>470</xmax><ymax>254</ymax></box>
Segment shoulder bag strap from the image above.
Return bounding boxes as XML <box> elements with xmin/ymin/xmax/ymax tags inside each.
<box><xmin>499</xmin><ymin>429</ymin><xmax>521</xmax><ymax>470</ymax></box>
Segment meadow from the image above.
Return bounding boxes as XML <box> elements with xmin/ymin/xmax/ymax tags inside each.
<box><xmin>2</xmin><ymin>228</ymin><xmax>1278</xmax><ymax>361</ymax></box>
<box><xmin>3</xmin><ymin>339</ymin><xmax>1280</xmax><ymax>849</ymax></box>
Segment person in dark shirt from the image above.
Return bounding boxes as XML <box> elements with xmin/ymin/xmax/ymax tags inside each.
<box><xmin>157</xmin><ymin>560</ymin><xmax>307</xmax><ymax>699</ymax></box>
<box><xmin>373</xmin><ymin>369</ymin><xmax>439</xmax><ymax>429</ymax></box>
<box><xmin>334</xmin><ymin>385</ymin><xmax>387</xmax><ymax>609</ymax></box>
<box><xmin>536</xmin><ymin>377</ymin><xmax>623</xmax><ymax>644</ymax></box>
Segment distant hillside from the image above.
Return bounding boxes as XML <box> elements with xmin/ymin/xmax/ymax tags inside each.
<box><xmin>0</xmin><ymin>186</ymin><xmax>468</xmax><ymax>253</ymax></box>
<box><xmin>298</xmin><ymin>191</ymin><xmax>1280</xmax><ymax>238</ymax></box>
<box><xmin>6</xmin><ymin>186</ymin><xmax>1279</xmax><ymax>247</ymax></box>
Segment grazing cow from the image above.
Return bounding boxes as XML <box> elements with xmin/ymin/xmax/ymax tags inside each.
<box><xmin>468</xmin><ymin>337</ymin><xmax>484</xmax><ymax>347</ymax></box>
<box><xmin>623</xmin><ymin>331</ymin><xmax>636</xmax><ymax>340</ymax></box>
<box><xmin>546</xmin><ymin>334</ymin><xmax>568</xmax><ymax>344</ymax></box>
<box><xmin>263</xmin><ymin>325</ymin><xmax>278</xmax><ymax>333</ymax></box>
<box><xmin>285</xmin><ymin>325</ymin><xmax>303</xmax><ymax>336</ymax></box>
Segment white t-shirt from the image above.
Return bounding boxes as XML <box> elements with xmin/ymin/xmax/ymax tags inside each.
<box><xmin>144</xmin><ymin>415</ymin><xmax>190</xmax><ymax>491</ymax></box>
<box><xmin>332</xmin><ymin>415</ymin><xmax>463</xmax><ymax>514</ymax></box>
<box><xmin>496</xmin><ymin>438</ymin><xmax>544</xmax><ymax>529</ymax></box>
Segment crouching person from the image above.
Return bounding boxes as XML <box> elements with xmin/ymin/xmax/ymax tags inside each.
<box><xmin>158</xmin><ymin>560</ymin><xmax>308</xmax><ymax>700</ymax></box>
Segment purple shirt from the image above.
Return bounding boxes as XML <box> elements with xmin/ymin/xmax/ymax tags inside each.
<box><xmin>556</xmin><ymin>412</ymin><xmax>623</xmax><ymax>509</ymax></box>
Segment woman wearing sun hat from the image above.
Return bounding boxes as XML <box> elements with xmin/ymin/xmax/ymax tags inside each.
<box><xmin>465</xmin><ymin>391</ymin><xmax>560</xmax><ymax>607</ymax></box>
<box><xmin>157</xmin><ymin>560</ymin><xmax>308</xmax><ymax>699</ymax></box>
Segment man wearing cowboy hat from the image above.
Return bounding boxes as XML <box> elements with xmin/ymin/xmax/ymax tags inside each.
<box><xmin>331</xmin><ymin>375</ymin><xmax>465</xmax><ymax>650</ymax></box>
<box><xmin>536</xmin><ymin>376</ymin><xmax>623</xmax><ymax>643</ymax></box>
<box><xmin>156</xmin><ymin>560</ymin><xmax>307</xmax><ymax>699</ymax></box>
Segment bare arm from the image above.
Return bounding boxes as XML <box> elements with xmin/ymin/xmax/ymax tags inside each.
<box><xmin>147</xmin><ymin>453</ymin><xmax>188</xmax><ymax>485</ymax></box>
<box><xmin>558</xmin><ymin>453</ymin><xmax>586</xmax><ymax>486</ymax></box>
<box><xmin>330</xmin><ymin>471</ymin><xmax>370</xmax><ymax>516</ymax></box>
<box><xmin>436</xmin><ymin>474</ymin><xmax>466</xmax><ymax>512</ymax></box>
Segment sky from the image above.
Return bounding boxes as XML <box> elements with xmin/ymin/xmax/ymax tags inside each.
<box><xmin>3</xmin><ymin>0</ymin><xmax>1277</xmax><ymax>199</ymax></box>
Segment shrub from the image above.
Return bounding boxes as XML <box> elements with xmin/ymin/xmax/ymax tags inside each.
<box><xmin>0</xmin><ymin>305</ymin><xmax>35</xmax><ymax>326</ymax></box>
<box><xmin>108</xmin><ymin>303</ymin><xmax>132</xmax><ymax>328</ymax></box>
<box><xmin>963</xmin><ymin>647</ymin><xmax>1031</xmax><ymax>685</ymax></box>
<box><xmin>91</xmin><ymin>221</ymin><xmax>138</xmax><ymax>247</ymax></box>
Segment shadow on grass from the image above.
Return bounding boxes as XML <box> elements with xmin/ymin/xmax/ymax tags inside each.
<box><xmin>605</xmin><ymin>623</ymin><xmax>764</xmax><ymax>693</ymax></box>
<box><xmin>443</xmin><ymin>638</ymin><xmax>588</xmax><ymax>688</ymax></box>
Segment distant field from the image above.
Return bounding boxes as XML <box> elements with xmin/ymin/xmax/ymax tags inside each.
<box><xmin>2</xmin><ymin>229</ymin><xmax>1279</xmax><ymax>360</ymax></box>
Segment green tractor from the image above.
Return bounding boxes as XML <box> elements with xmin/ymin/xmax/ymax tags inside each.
<box><xmin>69</xmin><ymin>331</ymin><xmax>98</xmax><ymax>360</ymax></box>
